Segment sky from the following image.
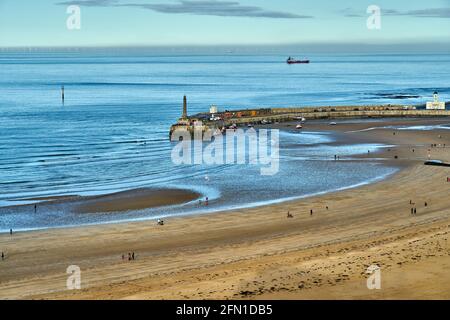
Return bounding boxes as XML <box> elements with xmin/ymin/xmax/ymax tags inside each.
<box><xmin>0</xmin><ymin>0</ymin><xmax>449</xmax><ymax>48</ymax></box>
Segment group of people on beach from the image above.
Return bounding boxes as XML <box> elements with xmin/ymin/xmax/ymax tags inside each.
<box><xmin>287</xmin><ymin>206</ymin><xmax>329</xmax><ymax>219</ymax></box>
<box><xmin>199</xmin><ymin>197</ymin><xmax>209</xmax><ymax>206</ymax></box>
<box><xmin>284</xmin><ymin>198</ymin><xmax>430</xmax><ymax>220</ymax></box>
<box><xmin>409</xmin><ymin>200</ymin><xmax>429</xmax><ymax>216</ymax></box>
<box><xmin>122</xmin><ymin>252</ymin><xmax>136</xmax><ymax>261</ymax></box>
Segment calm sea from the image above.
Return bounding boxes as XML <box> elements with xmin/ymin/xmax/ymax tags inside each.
<box><xmin>0</xmin><ymin>52</ymin><xmax>449</xmax><ymax>230</ymax></box>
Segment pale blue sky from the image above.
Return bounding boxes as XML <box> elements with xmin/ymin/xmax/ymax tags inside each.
<box><xmin>0</xmin><ymin>0</ymin><xmax>449</xmax><ymax>47</ymax></box>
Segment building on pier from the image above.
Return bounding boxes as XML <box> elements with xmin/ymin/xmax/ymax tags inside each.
<box><xmin>426</xmin><ymin>91</ymin><xmax>445</xmax><ymax>110</ymax></box>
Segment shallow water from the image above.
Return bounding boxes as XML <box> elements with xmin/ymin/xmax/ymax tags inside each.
<box><xmin>0</xmin><ymin>52</ymin><xmax>448</xmax><ymax>230</ymax></box>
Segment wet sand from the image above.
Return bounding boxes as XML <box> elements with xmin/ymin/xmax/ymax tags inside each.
<box><xmin>74</xmin><ymin>188</ymin><xmax>201</xmax><ymax>214</ymax></box>
<box><xmin>0</xmin><ymin>118</ymin><xmax>449</xmax><ymax>300</ymax></box>
<box><xmin>1</xmin><ymin>188</ymin><xmax>201</xmax><ymax>215</ymax></box>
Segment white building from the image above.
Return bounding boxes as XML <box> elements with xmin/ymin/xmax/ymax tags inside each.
<box><xmin>210</xmin><ymin>105</ymin><xmax>218</xmax><ymax>114</ymax></box>
<box><xmin>426</xmin><ymin>91</ymin><xmax>445</xmax><ymax>110</ymax></box>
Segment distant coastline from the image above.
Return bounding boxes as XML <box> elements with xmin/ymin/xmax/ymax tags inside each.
<box><xmin>2</xmin><ymin>44</ymin><xmax>450</xmax><ymax>54</ymax></box>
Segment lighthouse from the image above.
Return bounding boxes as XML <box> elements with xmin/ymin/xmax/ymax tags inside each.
<box><xmin>175</xmin><ymin>96</ymin><xmax>190</xmax><ymax>126</ymax></box>
<box><xmin>426</xmin><ymin>91</ymin><xmax>445</xmax><ymax>110</ymax></box>
<box><xmin>170</xmin><ymin>96</ymin><xmax>204</xmax><ymax>141</ymax></box>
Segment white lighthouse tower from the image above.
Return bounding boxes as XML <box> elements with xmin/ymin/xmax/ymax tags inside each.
<box><xmin>426</xmin><ymin>91</ymin><xmax>445</xmax><ymax>110</ymax></box>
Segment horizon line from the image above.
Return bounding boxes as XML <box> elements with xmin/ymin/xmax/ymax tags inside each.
<box><xmin>1</xmin><ymin>41</ymin><xmax>450</xmax><ymax>50</ymax></box>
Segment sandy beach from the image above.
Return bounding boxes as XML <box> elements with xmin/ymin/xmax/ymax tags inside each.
<box><xmin>0</xmin><ymin>118</ymin><xmax>449</xmax><ymax>300</ymax></box>
<box><xmin>1</xmin><ymin>187</ymin><xmax>201</xmax><ymax>219</ymax></box>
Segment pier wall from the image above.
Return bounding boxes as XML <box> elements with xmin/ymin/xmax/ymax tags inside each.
<box><xmin>173</xmin><ymin>105</ymin><xmax>450</xmax><ymax>138</ymax></box>
<box><xmin>225</xmin><ymin>107</ymin><xmax>450</xmax><ymax>125</ymax></box>
<box><xmin>271</xmin><ymin>105</ymin><xmax>407</xmax><ymax>113</ymax></box>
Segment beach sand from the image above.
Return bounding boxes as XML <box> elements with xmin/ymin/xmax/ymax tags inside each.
<box><xmin>1</xmin><ymin>188</ymin><xmax>201</xmax><ymax>216</ymax></box>
<box><xmin>74</xmin><ymin>188</ymin><xmax>201</xmax><ymax>214</ymax></box>
<box><xmin>0</xmin><ymin>118</ymin><xmax>449</xmax><ymax>300</ymax></box>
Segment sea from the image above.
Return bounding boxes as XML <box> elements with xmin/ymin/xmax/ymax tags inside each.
<box><xmin>0</xmin><ymin>51</ymin><xmax>449</xmax><ymax>231</ymax></box>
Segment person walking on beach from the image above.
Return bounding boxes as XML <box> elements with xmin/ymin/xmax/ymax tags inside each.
<box><xmin>205</xmin><ymin>197</ymin><xmax>209</xmax><ymax>206</ymax></box>
<box><xmin>128</xmin><ymin>253</ymin><xmax>131</xmax><ymax>261</ymax></box>
<box><xmin>310</xmin><ymin>209</ymin><xmax>313</xmax><ymax>216</ymax></box>
<box><xmin>414</xmin><ymin>208</ymin><xmax>417</xmax><ymax>215</ymax></box>
<box><xmin>132</xmin><ymin>252</ymin><xmax>135</xmax><ymax>260</ymax></box>
<box><xmin>425</xmin><ymin>202</ymin><xmax>428</xmax><ymax>207</ymax></box>
<box><xmin>1</xmin><ymin>252</ymin><xmax>4</xmax><ymax>261</ymax></box>
<box><xmin>9</xmin><ymin>229</ymin><xmax>12</xmax><ymax>236</ymax></box>
<box><xmin>411</xmin><ymin>208</ymin><xmax>414</xmax><ymax>215</ymax></box>
<box><xmin>34</xmin><ymin>204</ymin><xmax>37</xmax><ymax>213</ymax></box>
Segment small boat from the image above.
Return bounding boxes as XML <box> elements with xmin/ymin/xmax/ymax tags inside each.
<box><xmin>294</xmin><ymin>116</ymin><xmax>306</xmax><ymax>122</ymax></box>
<box><xmin>287</xmin><ymin>56</ymin><xmax>310</xmax><ymax>64</ymax></box>
<box><xmin>296</xmin><ymin>124</ymin><xmax>303</xmax><ymax>129</ymax></box>
<box><xmin>425</xmin><ymin>160</ymin><xmax>450</xmax><ymax>167</ymax></box>
<box><xmin>329</xmin><ymin>122</ymin><xmax>337</xmax><ymax>126</ymax></box>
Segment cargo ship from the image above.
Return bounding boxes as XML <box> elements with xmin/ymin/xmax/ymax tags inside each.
<box><xmin>286</xmin><ymin>57</ymin><xmax>310</xmax><ymax>64</ymax></box>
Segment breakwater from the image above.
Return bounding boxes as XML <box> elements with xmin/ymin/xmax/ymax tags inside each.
<box><xmin>170</xmin><ymin>104</ymin><xmax>450</xmax><ymax>139</ymax></box>
<box><xmin>230</xmin><ymin>105</ymin><xmax>450</xmax><ymax>125</ymax></box>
